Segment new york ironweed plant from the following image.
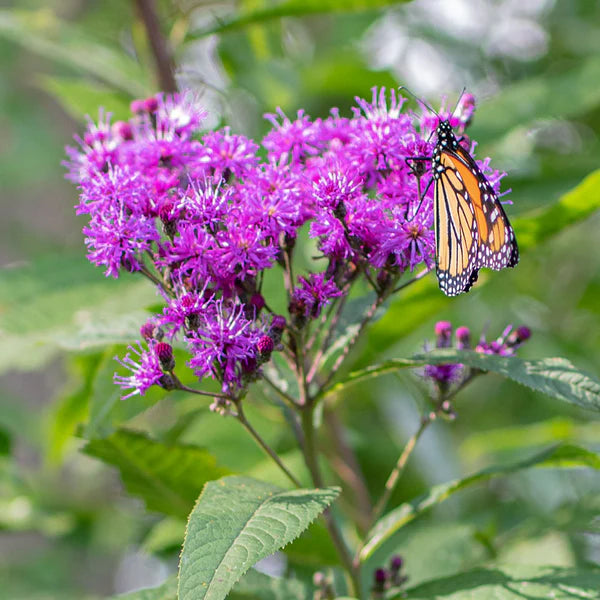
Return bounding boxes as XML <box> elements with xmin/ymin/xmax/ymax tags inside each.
<box><xmin>66</xmin><ymin>89</ymin><xmax>600</xmax><ymax>600</ymax></box>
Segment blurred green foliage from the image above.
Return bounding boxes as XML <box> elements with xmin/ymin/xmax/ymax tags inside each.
<box><xmin>2</xmin><ymin>0</ymin><xmax>600</xmax><ymax>598</ymax></box>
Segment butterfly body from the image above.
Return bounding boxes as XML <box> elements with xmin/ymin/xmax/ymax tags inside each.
<box><xmin>432</xmin><ymin>120</ymin><xmax>519</xmax><ymax>296</ymax></box>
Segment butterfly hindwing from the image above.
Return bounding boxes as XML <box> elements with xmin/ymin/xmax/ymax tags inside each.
<box><xmin>432</xmin><ymin>120</ymin><xmax>518</xmax><ymax>296</ymax></box>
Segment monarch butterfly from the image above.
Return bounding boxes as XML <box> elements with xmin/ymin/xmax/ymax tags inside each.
<box><xmin>431</xmin><ymin>119</ymin><xmax>519</xmax><ymax>296</ymax></box>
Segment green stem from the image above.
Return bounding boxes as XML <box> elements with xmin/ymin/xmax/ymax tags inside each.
<box><xmin>301</xmin><ymin>406</ymin><xmax>362</xmax><ymax>598</ymax></box>
<box><xmin>369</xmin><ymin>417</ymin><xmax>430</xmax><ymax>527</ymax></box>
<box><xmin>237</xmin><ymin>404</ymin><xmax>302</xmax><ymax>488</ymax></box>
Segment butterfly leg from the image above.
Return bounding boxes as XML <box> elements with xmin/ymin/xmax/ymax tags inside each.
<box><xmin>404</xmin><ymin>156</ymin><xmax>433</xmax><ymax>222</ymax></box>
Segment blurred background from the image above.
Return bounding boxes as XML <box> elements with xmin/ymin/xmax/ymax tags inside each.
<box><xmin>2</xmin><ymin>0</ymin><xmax>600</xmax><ymax>597</ymax></box>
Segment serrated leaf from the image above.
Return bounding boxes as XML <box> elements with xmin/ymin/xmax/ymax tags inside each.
<box><xmin>178</xmin><ymin>476</ymin><xmax>340</xmax><ymax>600</ymax></box>
<box><xmin>0</xmin><ymin>9</ymin><xmax>149</xmax><ymax>96</ymax></box>
<box><xmin>188</xmin><ymin>0</ymin><xmax>414</xmax><ymax>37</ymax></box>
<box><xmin>321</xmin><ymin>350</ymin><xmax>600</xmax><ymax>412</ymax></box>
<box><xmin>109</xmin><ymin>577</ymin><xmax>177</xmax><ymax>600</ymax></box>
<box><xmin>400</xmin><ymin>565</ymin><xmax>600</xmax><ymax>599</ymax></box>
<box><xmin>83</xmin><ymin>429</ymin><xmax>230</xmax><ymax>518</ymax></box>
<box><xmin>360</xmin><ymin>444</ymin><xmax>600</xmax><ymax>561</ymax></box>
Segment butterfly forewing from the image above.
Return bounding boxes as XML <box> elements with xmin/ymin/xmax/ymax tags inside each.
<box><xmin>432</xmin><ymin>120</ymin><xmax>518</xmax><ymax>296</ymax></box>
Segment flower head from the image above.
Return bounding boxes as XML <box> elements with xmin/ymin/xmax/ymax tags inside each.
<box><xmin>114</xmin><ymin>342</ymin><xmax>166</xmax><ymax>399</ymax></box>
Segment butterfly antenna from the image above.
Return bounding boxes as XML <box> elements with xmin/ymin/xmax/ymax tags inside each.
<box><xmin>450</xmin><ymin>87</ymin><xmax>467</xmax><ymax>119</ymax></box>
<box><xmin>398</xmin><ymin>86</ymin><xmax>438</xmax><ymax>118</ymax></box>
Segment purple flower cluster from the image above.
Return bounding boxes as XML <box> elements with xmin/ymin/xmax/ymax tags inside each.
<box><xmin>423</xmin><ymin>320</ymin><xmax>532</xmax><ymax>386</ymax></box>
<box><xmin>66</xmin><ymin>88</ymin><xmax>505</xmax><ymax>400</ymax></box>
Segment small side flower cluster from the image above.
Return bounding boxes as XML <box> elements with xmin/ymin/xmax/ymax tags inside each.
<box><xmin>423</xmin><ymin>320</ymin><xmax>532</xmax><ymax>389</ymax></box>
<box><xmin>66</xmin><ymin>88</ymin><xmax>507</xmax><ymax>403</ymax></box>
<box><xmin>372</xmin><ymin>555</ymin><xmax>408</xmax><ymax>597</ymax></box>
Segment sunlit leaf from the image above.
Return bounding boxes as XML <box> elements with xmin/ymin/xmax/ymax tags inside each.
<box><xmin>0</xmin><ymin>9</ymin><xmax>150</xmax><ymax>96</ymax></box>
<box><xmin>360</xmin><ymin>444</ymin><xmax>600</xmax><ymax>561</ymax></box>
<box><xmin>178</xmin><ymin>476</ymin><xmax>339</xmax><ymax>600</ymax></box>
<box><xmin>188</xmin><ymin>0</ymin><xmax>414</xmax><ymax>37</ymax></box>
<box><xmin>399</xmin><ymin>565</ymin><xmax>600</xmax><ymax>599</ymax></box>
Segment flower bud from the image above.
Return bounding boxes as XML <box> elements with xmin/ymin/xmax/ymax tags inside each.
<box><xmin>156</xmin><ymin>342</ymin><xmax>175</xmax><ymax>371</ymax></box>
<box><xmin>143</xmin><ymin>96</ymin><xmax>159</xmax><ymax>113</ymax></box>
<box><xmin>257</xmin><ymin>335</ymin><xmax>275</xmax><ymax>359</ymax></box>
<box><xmin>507</xmin><ymin>325</ymin><xmax>531</xmax><ymax>347</ymax></box>
<box><xmin>435</xmin><ymin>320</ymin><xmax>452</xmax><ymax>348</ymax></box>
<box><xmin>140</xmin><ymin>322</ymin><xmax>156</xmax><ymax>341</ymax></box>
<box><xmin>112</xmin><ymin>120</ymin><xmax>133</xmax><ymax>140</ymax></box>
<box><xmin>373</xmin><ymin>568</ymin><xmax>388</xmax><ymax>594</ymax></box>
<box><xmin>390</xmin><ymin>555</ymin><xmax>403</xmax><ymax>572</ymax></box>
<box><xmin>130</xmin><ymin>99</ymin><xmax>145</xmax><ymax>113</ymax></box>
<box><xmin>158</xmin><ymin>373</ymin><xmax>176</xmax><ymax>390</ymax></box>
<box><xmin>455</xmin><ymin>326</ymin><xmax>470</xmax><ymax>349</ymax></box>
<box><xmin>250</xmin><ymin>293</ymin><xmax>265</xmax><ymax>313</ymax></box>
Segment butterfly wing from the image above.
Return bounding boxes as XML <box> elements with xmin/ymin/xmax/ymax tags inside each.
<box><xmin>434</xmin><ymin>133</ymin><xmax>518</xmax><ymax>296</ymax></box>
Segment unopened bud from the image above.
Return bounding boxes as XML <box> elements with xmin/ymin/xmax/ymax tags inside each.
<box><xmin>156</xmin><ymin>342</ymin><xmax>175</xmax><ymax>371</ymax></box>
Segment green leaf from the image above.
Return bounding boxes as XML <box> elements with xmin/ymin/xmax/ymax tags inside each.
<box><xmin>143</xmin><ymin>517</ymin><xmax>186</xmax><ymax>554</ymax></box>
<box><xmin>473</xmin><ymin>56</ymin><xmax>600</xmax><ymax>141</ymax></box>
<box><xmin>365</xmin><ymin>522</ymin><xmax>490</xmax><ymax>590</ymax></box>
<box><xmin>321</xmin><ymin>350</ymin><xmax>600</xmax><ymax>412</ymax></box>
<box><xmin>178</xmin><ymin>476</ymin><xmax>340</xmax><ymax>600</ymax></box>
<box><xmin>401</xmin><ymin>566</ymin><xmax>600</xmax><ymax>599</ymax></box>
<box><xmin>109</xmin><ymin>577</ymin><xmax>177</xmax><ymax>600</ymax></box>
<box><xmin>229</xmin><ymin>569</ymin><xmax>310</xmax><ymax>600</ymax></box>
<box><xmin>0</xmin><ymin>9</ymin><xmax>149</xmax><ymax>96</ymax></box>
<box><xmin>48</xmin><ymin>353</ymin><xmax>102</xmax><ymax>462</ymax></box>
<box><xmin>83</xmin><ymin>429</ymin><xmax>231</xmax><ymax>519</ymax></box>
<box><xmin>0</xmin><ymin>254</ymin><xmax>153</xmax><ymax>373</ymax></box>
<box><xmin>512</xmin><ymin>168</ymin><xmax>600</xmax><ymax>252</ymax></box>
<box><xmin>360</xmin><ymin>444</ymin><xmax>600</xmax><ymax>562</ymax></box>
<box><xmin>460</xmin><ymin>417</ymin><xmax>600</xmax><ymax>459</ymax></box>
<box><xmin>39</xmin><ymin>75</ymin><xmax>133</xmax><ymax>122</ymax></box>
<box><xmin>188</xmin><ymin>0</ymin><xmax>414</xmax><ymax>37</ymax></box>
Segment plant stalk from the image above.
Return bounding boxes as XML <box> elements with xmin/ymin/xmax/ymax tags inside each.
<box><xmin>237</xmin><ymin>404</ymin><xmax>302</xmax><ymax>488</ymax></box>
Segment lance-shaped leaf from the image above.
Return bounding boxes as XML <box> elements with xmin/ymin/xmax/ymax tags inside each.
<box><xmin>83</xmin><ymin>429</ymin><xmax>230</xmax><ymax>519</ymax></box>
<box><xmin>0</xmin><ymin>9</ymin><xmax>149</xmax><ymax>96</ymax></box>
<box><xmin>360</xmin><ymin>444</ymin><xmax>600</xmax><ymax>561</ymax></box>
<box><xmin>398</xmin><ymin>565</ymin><xmax>600</xmax><ymax>600</ymax></box>
<box><xmin>188</xmin><ymin>0</ymin><xmax>414</xmax><ymax>37</ymax></box>
<box><xmin>178</xmin><ymin>476</ymin><xmax>340</xmax><ymax>600</ymax></box>
<box><xmin>320</xmin><ymin>349</ymin><xmax>600</xmax><ymax>412</ymax></box>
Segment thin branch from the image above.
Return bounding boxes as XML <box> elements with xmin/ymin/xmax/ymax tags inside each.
<box><xmin>306</xmin><ymin>292</ymin><xmax>349</xmax><ymax>384</ymax></box>
<box><xmin>262</xmin><ymin>375</ymin><xmax>298</xmax><ymax>409</ymax></box>
<box><xmin>315</xmin><ymin>292</ymin><xmax>386</xmax><ymax>399</ymax></box>
<box><xmin>134</xmin><ymin>0</ymin><xmax>178</xmax><ymax>93</ymax></box>
<box><xmin>237</xmin><ymin>404</ymin><xmax>302</xmax><ymax>488</ymax></box>
<box><xmin>391</xmin><ymin>266</ymin><xmax>433</xmax><ymax>294</ymax></box>
<box><xmin>324</xmin><ymin>409</ymin><xmax>372</xmax><ymax>532</ymax></box>
<box><xmin>301</xmin><ymin>406</ymin><xmax>361</xmax><ymax>596</ymax></box>
<box><xmin>368</xmin><ymin>417</ymin><xmax>430</xmax><ymax>527</ymax></box>
<box><xmin>138</xmin><ymin>263</ymin><xmax>169</xmax><ymax>290</ymax></box>
<box><xmin>174</xmin><ymin>381</ymin><xmax>230</xmax><ymax>400</ymax></box>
